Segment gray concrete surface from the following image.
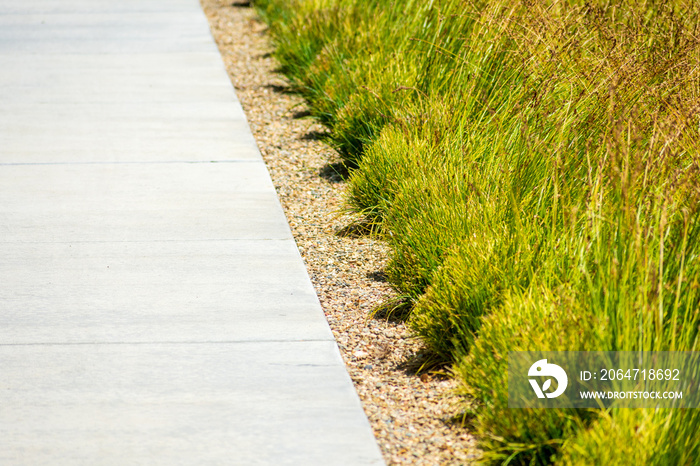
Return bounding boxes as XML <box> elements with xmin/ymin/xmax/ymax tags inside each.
<box><xmin>0</xmin><ymin>0</ymin><xmax>384</xmax><ymax>464</ymax></box>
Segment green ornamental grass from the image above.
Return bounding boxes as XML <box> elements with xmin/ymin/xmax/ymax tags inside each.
<box><xmin>256</xmin><ymin>0</ymin><xmax>700</xmax><ymax>463</ymax></box>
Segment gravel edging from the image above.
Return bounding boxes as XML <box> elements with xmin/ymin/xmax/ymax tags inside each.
<box><xmin>200</xmin><ymin>1</ymin><xmax>479</xmax><ymax>463</ymax></box>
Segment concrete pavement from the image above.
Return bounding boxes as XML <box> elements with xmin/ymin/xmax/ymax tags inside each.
<box><xmin>0</xmin><ymin>0</ymin><xmax>384</xmax><ymax>464</ymax></box>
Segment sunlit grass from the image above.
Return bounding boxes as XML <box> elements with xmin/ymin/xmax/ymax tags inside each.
<box><xmin>256</xmin><ymin>0</ymin><xmax>700</xmax><ymax>463</ymax></box>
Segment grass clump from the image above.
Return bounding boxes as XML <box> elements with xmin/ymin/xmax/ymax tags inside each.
<box><xmin>256</xmin><ymin>0</ymin><xmax>479</xmax><ymax>163</ymax></box>
<box><xmin>256</xmin><ymin>0</ymin><xmax>700</xmax><ymax>463</ymax></box>
<box><xmin>456</xmin><ymin>284</ymin><xmax>605</xmax><ymax>464</ymax></box>
<box><xmin>558</xmin><ymin>409</ymin><xmax>700</xmax><ymax>466</ymax></box>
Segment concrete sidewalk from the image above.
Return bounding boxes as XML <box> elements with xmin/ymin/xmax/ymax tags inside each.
<box><xmin>0</xmin><ymin>0</ymin><xmax>383</xmax><ymax>464</ymax></box>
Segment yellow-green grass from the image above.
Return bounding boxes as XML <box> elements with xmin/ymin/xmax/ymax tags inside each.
<box><xmin>255</xmin><ymin>0</ymin><xmax>700</xmax><ymax>463</ymax></box>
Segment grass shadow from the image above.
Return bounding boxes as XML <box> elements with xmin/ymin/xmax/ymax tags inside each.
<box><xmin>301</xmin><ymin>130</ymin><xmax>330</xmax><ymax>141</ymax></box>
<box><xmin>292</xmin><ymin>109</ymin><xmax>312</xmax><ymax>119</ymax></box>
<box><xmin>398</xmin><ymin>347</ymin><xmax>450</xmax><ymax>375</ymax></box>
<box><xmin>319</xmin><ymin>161</ymin><xmax>348</xmax><ymax>183</ymax></box>
<box><xmin>231</xmin><ymin>0</ymin><xmax>251</xmax><ymax>7</ymax></box>
<box><xmin>265</xmin><ymin>83</ymin><xmax>294</xmax><ymax>94</ymax></box>
<box><xmin>370</xmin><ymin>296</ymin><xmax>412</xmax><ymax>322</ymax></box>
<box><xmin>335</xmin><ymin>216</ymin><xmax>381</xmax><ymax>237</ymax></box>
<box><xmin>366</xmin><ymin>270</ymin><xmax>388</xmax><ymax>283</ymax></box>
<box><xmin>446</xmin><ymin>409</ymin><xmax>477</xmax><ymax>427</ymax></box>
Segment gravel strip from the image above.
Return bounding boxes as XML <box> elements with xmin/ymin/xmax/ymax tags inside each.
<box><xmin>200</xmin><ymin>1</ymin><xmax>479</xmax><ymax>463</ymax></box>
